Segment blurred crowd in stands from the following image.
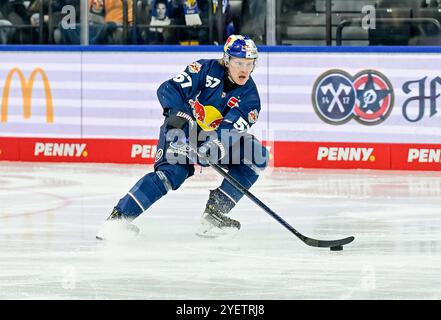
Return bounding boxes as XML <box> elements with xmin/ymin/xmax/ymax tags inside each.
<box><xmin>1</xmin><ymin>0</ymin><xmax>441</xmax><ymax>45</ymax></box>
<box><xmin>276</xmin><ymin>0</ymin><xmax>441</xmax><ymax>46</ymax></box>
<box><xmin>0</xmin><ymin>0</ymin><xmax>265</xmax><ymax>44</ymax></box>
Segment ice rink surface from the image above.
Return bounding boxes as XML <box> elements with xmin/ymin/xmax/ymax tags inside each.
<box><xmin>1</xmin><ymin>161</ymin><xmax>441</xmax><ymax>300</ymax></box>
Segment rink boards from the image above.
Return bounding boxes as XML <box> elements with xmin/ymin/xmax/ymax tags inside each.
<box><xmin>0</xmin><ymin>47</ymin><xmax>440</xmax><ymax>170</ymax></box>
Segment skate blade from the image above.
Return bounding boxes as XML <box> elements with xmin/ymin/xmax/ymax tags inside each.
<box><xmin>96</xmin><ymin>220</ymin><xmax>140</xmax><ymax>241</ymax></box>
<box><xmin>195</xmin><ymin>224</ymin><xmax>240</xmax><ymax>239</ymax></box>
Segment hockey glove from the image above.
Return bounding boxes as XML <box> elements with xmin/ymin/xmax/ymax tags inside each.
<box><xmin>164</xmin><ymin>110</ymin><xmax>195</xmax><ymax>130</ymax></box>
<box><xmin>198</xmin><ymin>139</ymin><xmax>226</xmax><ymax>166</ymax></box>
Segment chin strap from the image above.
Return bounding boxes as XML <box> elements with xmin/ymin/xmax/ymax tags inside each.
<box><xmin>227</xmin><ymin>73</ymin><xmax>236</xmax><ymax>85</ymax></box>
<box><xmin>223</xmin><ymin>55</ymin><xmax>238</xmax><ymax>86</ymax></box>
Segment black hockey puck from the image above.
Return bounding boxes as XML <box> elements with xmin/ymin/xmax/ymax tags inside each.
<box><xmin>330</xmin><ymin>245</ymin><xmax>343</xmax><ymax>251</ymax></box>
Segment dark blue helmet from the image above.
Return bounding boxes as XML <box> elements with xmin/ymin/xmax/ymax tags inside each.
<box><xmin>223</xmin><ymin>35</ymin><xmax>258</xmax><ymax>60</ymax></box>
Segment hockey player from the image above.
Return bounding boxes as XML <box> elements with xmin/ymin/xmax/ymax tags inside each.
<box><xmin>96</xmin><ymin>35</ymin><xmax>269</xmax><ymax>240</ymax></box>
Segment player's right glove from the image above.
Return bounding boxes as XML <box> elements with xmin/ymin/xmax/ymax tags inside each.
<box><xmin>164</xmin><ymin>110</ymin><xmax>199</xmax><ymax>164</ymax></box>
<box><xmin>164</xmin><ymin>110</ymin><xmax>195</xmax><ymax>130</ymax></box>
<box><xmin>198</xmin><ymin>139</ymin><xmax>226</xmax><ymax>166</ymax></box>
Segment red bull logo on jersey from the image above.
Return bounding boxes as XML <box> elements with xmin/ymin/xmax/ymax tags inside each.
<box><xmin>189</xmin><ymin>98</ymin><xmax>223</xmax><ymax>131</ymax></box>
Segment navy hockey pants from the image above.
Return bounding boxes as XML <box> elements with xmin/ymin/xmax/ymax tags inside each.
<box><xmin>115</xmin><ymin>121</ymin><xmax>269</xmax><ymax>219</ymax></box>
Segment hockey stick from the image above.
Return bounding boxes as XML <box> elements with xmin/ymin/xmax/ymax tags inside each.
<box><xmin>190</xmin><ymin>145</ymin><xmax>354</xmax><ymax>249</ymax></box>
<box><xmin>169</xmin><ymin>112</ymin><xmax>354</xmax><ymax>248</ymax></box>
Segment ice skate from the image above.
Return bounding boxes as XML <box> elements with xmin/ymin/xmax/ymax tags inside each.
<box><xmin>96</xmin><ymin>207</ymin><xmax>140</xmax><ymax>241</ymax></box>
<box><xmin>196</xmin><ymin>189</ymin><xmax>241</xmax><ymax>238</ymax></box>
<box><xmin>196</xmin><ymin>209</ymin><xmax>241</xmax><ymax>238</ymax></box>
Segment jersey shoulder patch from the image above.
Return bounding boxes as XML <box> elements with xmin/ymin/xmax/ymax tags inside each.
<box><xmin>187</xmin><ymin>61</ymin><xmax>203</xmax><ymax>73</ymax></box>
<box><xmin>248</xmin><ymin>109</ymin><xmax>259</xmax><ymax>124</ymax></box>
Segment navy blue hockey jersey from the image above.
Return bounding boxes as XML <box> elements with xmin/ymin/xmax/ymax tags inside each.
<box><xmin>157</xmin><ymin>59</ymin><xmax>261</xmax><ymax>136</ymax></box>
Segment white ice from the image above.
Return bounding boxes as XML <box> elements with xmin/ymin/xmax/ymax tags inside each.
<box><xmin>1</xmin><ymin>162</ymin><xmax>441</xmax><ymax>299</ymax></box>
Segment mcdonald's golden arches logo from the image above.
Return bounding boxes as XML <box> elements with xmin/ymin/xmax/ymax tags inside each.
<box><xmin>1</xmin><ymin>67</ymin><xmax>53</xmax><ymax>123</ymax></box>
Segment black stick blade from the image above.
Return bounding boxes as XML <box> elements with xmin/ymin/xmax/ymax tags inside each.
<box><xmin>304</xmin><ymin>236</ymin><xmax>355</xmax><ymax>248</ymax></box>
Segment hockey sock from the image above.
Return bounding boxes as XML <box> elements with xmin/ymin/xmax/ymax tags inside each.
<box><xmin>116</xmin><ymin>171</ymin><xmax>170</xmax><ymax>219</ymax></box>
<box><xmin>219</xmin><ymin>164</ymin><xmax>258</xmax><ymax>203</ymax></box>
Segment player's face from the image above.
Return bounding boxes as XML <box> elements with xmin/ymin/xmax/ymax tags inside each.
<box><xmin>228</xmin><ymin>57</ymin><xmax>255</xmax><ymax>85</ymax></box>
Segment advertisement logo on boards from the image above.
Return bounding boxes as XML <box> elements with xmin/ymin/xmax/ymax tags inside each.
<box><xmin>401</xmin><ymin>77</ymin><xmax>441</xmax><ymax>122</ymax></box>
<box><xmin>317</xmin><ymin>146</ymin><xmax>376</xmax><ymax>162</ymax></box>
<box><xmin>131</xmin><ymin>144</ymin><xmax>158</xmax><ymax>159</ymax></box>
<box><xmin>408</xmin><ymin>148</ymin><xmax>441</xmax><ymax>163</ymax></box>
<box><xmin>312</xmin><ymin>69</ymin><xmax>394</xmax><ymax>125</ymax></box>
<box><xmin>34</xmin><ymin>142</ymin><xmax>88</xmax><ymax>157</ymax></box>
<box><xmin>1</xmin><ymin>67</ymin><xmax>53</xmax><ymax>123</ymax></box>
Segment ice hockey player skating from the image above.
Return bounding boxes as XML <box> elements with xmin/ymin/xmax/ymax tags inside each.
<box><xmin>96</xmin><ymin>35</ymin><xmax>269</xmax><ymax>240</ymax></box>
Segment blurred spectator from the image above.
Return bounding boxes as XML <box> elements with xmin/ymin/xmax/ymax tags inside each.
<box><xmin>28</xmin><ymin>0</ymin><xmax>81</xmax><ymax>43</ymax></box>
<box><xmin>52</xmin><ymin>0</ymin><xmax>80</xmax><ymax>43</ymax></box>
<box><xmin>59</xmin><ymin>0</ymin><xmax>133</xmax><ymax>44</ymax></box>
<box><xmin>183</xmin><ymin>0</ymin><xmax>201</xmax><ymax>26</ymax></box>
<box><xmin>150</xmin><ymin>0</ymin><xmax>170</xmax><ymax>29</ymax></box>
<box><xmin>89</xmin><ymin>0</ymin><xmax>104</xmax><ymax>23</ymax></box>
<box><xmin>105</xmin><ymin>0</ymin><xmax>132</xmax><ymax>24</ymax></box>
<box><xmin>218</xmin><ymin>0</ymin><xmax>235</xmax><ymax>41</ymax></box>
<box><xmin>241</xmin><ymin>0</ymin><xmax>265</xmax><ymax>44</ymax></box>
<box><xmin>180</xmin><ymin>0</ymin><xmax>203</xmax><ymax>44</ymax></box>
<box><xmin>148</xmin><ymin>0</ymin><xmax>172</xmax><ymax>43</ymax></box>
<box><xmin>102</xmin><ymin>0</ymin><xmax>133</xmax><ymax>43</ymax></box>
<box><xmin>58</xmin><ymin>0</ymin><xmax>107</xmax><ymax>44</ymax></box>
<box><xmin>27</xmin><ymin>0</ymin><xmax>50</xmax><ymax>43</ymax></box>
<box><xmin>147</xmin><ymin>0</ymin><xmax>209</xmax><ymax>44</ymax></box>
<box><xmin>28</xmin><ymin>0</ymin><xmax>47</xmax><ymax>26</ymax></box>
<box><xmin>192</xmin><ymin>0</ymin><xmax>233</xmax><ymax>44</ymax></box>
<box><xmin>0</xmin><ymin>0</ymin><xmax>29</xmax><ymax>43</ymax></box>
<box><xmin>0</xmin><ymin>3</ymin><xmax>14</xmax><ymax>43</ymax></box>
<box><xmin>151</xmin><ymin>0</ymin><xmax>183</xmax><ymax>21</ymax></box>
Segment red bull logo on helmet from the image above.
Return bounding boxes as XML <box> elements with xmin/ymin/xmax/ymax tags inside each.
<box><xmin>189</xmin><ymin>99</ymin><xmax>223</xmax><ymax>131</ymax></box>
<box><xmin>224</xmin><ymin>35</ymin><xmax>258</xmax><ymax>59</ymax></box>
<box><xmin>224</xmin><ymin>36</ymin><xmax>236</xmax><ymax>52</ymax></box>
